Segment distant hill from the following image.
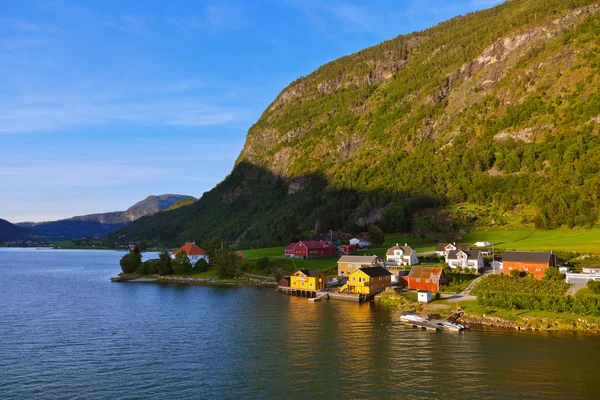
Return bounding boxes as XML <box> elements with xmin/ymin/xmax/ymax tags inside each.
<box><xmin>23</xmin><ymin>194</ymin><xmax>195</xmax><ymax>240</ymax></box>
<box><xmin>0</xmin><ymin>218</ymin><xmax>32</xmax><ymax>241</ymax></box>
<box><xmin>113</xmin><ymin>0</ymin><xmax>600</xmax><ymax>248</ymax></box>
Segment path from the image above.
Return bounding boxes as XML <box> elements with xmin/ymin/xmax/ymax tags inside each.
<box><xmin>568</xmin><ymin>283</ymin><xmax>586</xmax><ymax>296</ymax></box>
<box><xmin>441</xmin><ymin>267</ymin><xmax>494</xmax><ymax>302</ymax></box>
<box><xmin>239</xmin><ymin>271</ymin><xmax>276</xmax><ymax>280</ymax></box>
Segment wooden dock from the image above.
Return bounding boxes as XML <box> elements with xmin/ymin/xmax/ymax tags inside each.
<box><xmin>403</xmin><ymin>321</ymin><xmax>442</xmax><ymax>331</ymax></box>
<box><xmin>308</xmin><ymin>292</ymin><xmax>330</xmax><ymax>302</ymax></box>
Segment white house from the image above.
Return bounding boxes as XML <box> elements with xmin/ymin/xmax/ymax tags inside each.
<box><xmin>350</xmin><ymin>237</ymin><xmax>371</xmax><ymax>248</ymax></box>
<box><xmin>435</xmin><ymin>242</ymin><xmax>472</xmax><ymax>257</ymax></box>
<box><xmin>386</xmin><ymin>243</ymin><xmax>418</xmax><ymax>266</ymax></box>
<box><xmin>172</xmin><ymin>242</ymin><xmax>210</xmax><ymax>263</ymax></box>
<box><xmin>583</xmin><ymin>265</ymin><xmax>600</xmax><ymax>274</ymax></box>
<box><xmin>446</xmin><ymin>250</ymin><xmax>483</xmax><ymax>272</ymax></box>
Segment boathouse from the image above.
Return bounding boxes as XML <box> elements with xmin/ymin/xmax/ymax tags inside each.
<box><xmin>405</xmin><ymin>266</ymin><xmax>446</xmax><ymax>293</ymax></box>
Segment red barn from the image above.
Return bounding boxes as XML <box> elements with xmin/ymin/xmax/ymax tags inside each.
<box><xmin>292</xmin><ymin>240</ymin><xmax>336</xmax><ymax>259</ymax></box>
<box><xmin>284</xmin><ymin>243</ymin><xmax>297</xmax><ymax>258</ymax></box>
<box><xmin>502</xmin><ymin>251</ymin><xmax>558</xmax><ymax>280</ymax></box>
<box><xmin>340</xmin><ymin>245</ymin><xmax>356</xmax><ymax>255</ymax></box>
<box><xmin>405</xmin><ymin>266</ymin><xmax>446</xmax><ymax>293</ymax></box>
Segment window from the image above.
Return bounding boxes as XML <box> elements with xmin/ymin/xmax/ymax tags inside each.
<box><xmin>524</xmin><ymin>267</ymin><xmax>528</xmax><ymax>271</ymax></box>
<box><xmin>536</xmin><ymin>268</ymin><xmax>541</xmax><ymax>272</ymax></box>
<box><xmin>309</xmin><ymin>282</ymin><xmax>313</xmax><ymax>287</ymax></box>
<box><xmin>301</xmin><ymin>282</ymin><xmax>305</xmax><ymax>286</ymax></box>
<box><xmin>416</xmin><ymin>278</ymin><xmax>420</xmax><ymax>282</ymax></box>
<box><xmin>352</xmin><ymin>277</ymin><xmax>356</xmax><ymax>281</ymax></box>
<box><xmin>426</xmin><ymin>279</ymin><xmax>430</xmax><ymax>283</ymax></box>
<box><xmin>508</xmin><ymin>267</ymin><xmax>513</xmax><ymax>270</ymax></box>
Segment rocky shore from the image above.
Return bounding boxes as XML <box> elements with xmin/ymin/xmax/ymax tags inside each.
<box><xmin>458</xmin><ymin>312</ymin><xmax>600</xmax><ymax>333</ymax></box>
<box><xmin>111</xmin><ymin>273</ymin><xmax>277</xmax><ymax>288</ymax></box>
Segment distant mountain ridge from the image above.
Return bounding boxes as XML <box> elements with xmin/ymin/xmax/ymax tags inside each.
<box><xmin>11</xmin><ymin>194</ymin><xmax>195</xmax><ymax>240</ymax></box>
<box><xmin>0</xmin><ymin>218</ymin><xmax>32</xmax><ymax>241</ymax></box>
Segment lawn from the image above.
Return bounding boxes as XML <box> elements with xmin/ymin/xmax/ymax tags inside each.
<box><xmin>385</xmin><ymin>228</ymin><xmax>600</xmax><ymax>254</ymax></box>
<box><xmin>462</xmin><ymin>229</ymin><xmax>600</xmax><ymax>253</ymax></box>
<box><xmin>240</xmin><ymin>247</ymin><xmax>285</xmax><ymax>259</ymax></box>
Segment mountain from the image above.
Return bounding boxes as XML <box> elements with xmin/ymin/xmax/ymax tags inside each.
<box><xmin>113</xmin><ymin>0</ymin><xmax>600</xmax><ymax>248</ymax></box>
<box><xmin>25</xmin><ymin>194</ymin><xmax>195</xmax><ymax>239</ymax></box>
<box><xmin>0</xmin><ymin>218</ymin><xmax>32</xmax><ymax>241</ymax></box>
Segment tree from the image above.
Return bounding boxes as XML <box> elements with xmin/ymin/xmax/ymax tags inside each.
<box><xmin>120</xmin><ymin>248</ymin><xmax>141</xmax><ymax>274</ymax></box>
<box><xmin>544</xmin><ymin>267</ymin><xmax>565</xmax><ymax>281</ymax></box>
<box><xmin>194</xmin><ymin>259</ymin><xmax>210</xmax><ymax>272</ymax></box>
<box><xmin>172</xmin><ymin>251</ymin><xmax>192</xmax><ymax>275</ymax></box>
<box><xmin>587</xmin><ymin>280</ymin><xmax>600</xmax><ymax>294</ymax></box>
<box><xmin>157</xmin><ymin>250</ymin><xmax>174</xmax><ymax>275</ymax></box>
<box><xmin>203</xmin><ymin>237</ymin><xmax>227</xmax><ymax>262</ymax></box>
<box><xmin>509</xmin><ymin>269</ymin><xmax>521</xmax><ymax>278</ymax></box>
<box><xmin>214</xmin><ymin>248</ymin><xmax>238</xmax><ymax>279</ymax></box>
<box><xmin>368</xmin><ymin>224</ymin><xmax>384</xmax><ymax>245</ymax></box>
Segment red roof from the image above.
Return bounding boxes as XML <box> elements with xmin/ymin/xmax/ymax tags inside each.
<box><xmin>285</xmin><ymin>243</ymin><xmax>298</xmax><ymax>251</ymax></box>
<box><xmin>299</xmin><ymin>240</ymin><xmax>332</xmax><ymax>249</ymax></box>
<box><xmin>173</xmin><ymin>242</ymin><xmax>207</xmax><ymax>256</ymax></box>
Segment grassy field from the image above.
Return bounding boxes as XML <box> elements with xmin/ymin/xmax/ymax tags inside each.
<box><xmin>240</xmin><ymin>247</ymin><xmax>285</xmax><ymax>259</ymax></box>
<box><xmin>385</xmin><ymin>228</ymin><xmax>600</xmax><ymax>254</ymax></box>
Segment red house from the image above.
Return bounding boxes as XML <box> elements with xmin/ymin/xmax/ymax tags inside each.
<box><xmin>404</xmin><ymin>266</ymin><xmax>446</xmax><ymax>293</ymax></box>
<box><xmin>285</xmin><ymin>240</ymin><xmax>336</xmax><ymax>259</ymax></box>
<box><xmin>340</xmin><ymin>245</ymin><xmax>356</xmax><ymax>255</ymax></box>
<box><xmin>502</xmin><ymin>251</ymin><xmax>558</xmax><ymax>280</ymax></box>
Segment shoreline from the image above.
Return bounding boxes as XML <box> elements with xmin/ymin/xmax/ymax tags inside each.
<box><xmin>111</xmin><ymin>274</ymin><xmax>278</xmax><ymax>288</ymax></box>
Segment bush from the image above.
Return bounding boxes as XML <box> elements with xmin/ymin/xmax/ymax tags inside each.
<box><xmin>194</xmin><ymin>259</ymin><xmax>210</xmax><ymax>272</ymax></box>
<box><xmin>544</xmin><ymin>267</ymin><xmax>565</xmax><ymax>281</ymax></box>
<box><xmin>509</xmin><ymin>269</ymin><xmax>521</xmax><ymax>278</ymax></box>
<box><xmin>172</xmin><ymin>251</ymin><xmax>192</xmax><ymax>275</ymax></box>
<box><xmin>587</xmin><ymin>280</ymin><xmax>600</xmax><ymax>294</ymax></box>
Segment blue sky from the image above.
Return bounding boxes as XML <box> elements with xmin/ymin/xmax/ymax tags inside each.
<box><xmin>0</xmin><ymin>0</ymin><xmax>504</xmax><ymax>223</ymax></box>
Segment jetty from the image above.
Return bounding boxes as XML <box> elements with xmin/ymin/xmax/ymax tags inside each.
<box><xmin>400</xmin><ymin>313</ymin><xmax>468</xmax><ymax>332</ymax></box>
<box><xmin>403</xmin><ymin>320</ymin><xmax>442</xmax><ymax>331</ymax></box>
<box><xmin>308</xmin><ymin>292</ymin><xmax>330</xmax><ymax>302</ymax></box>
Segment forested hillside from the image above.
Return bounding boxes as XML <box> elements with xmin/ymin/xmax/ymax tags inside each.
<box><xmin>113</xmin><ymin>0</ymin><xmax>600</xmax><ymax>248</ymax></box>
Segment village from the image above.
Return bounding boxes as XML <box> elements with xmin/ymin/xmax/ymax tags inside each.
<box><xmin>166</xmin><ymin>233</ymin><xmax>600</xmax><ymax>305</ymax></box>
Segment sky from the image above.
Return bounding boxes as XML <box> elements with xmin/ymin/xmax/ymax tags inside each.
<box><xmin>0</xmin><ymin>0</ymin><xmax>504</xmax><ymax>223</ymax></box>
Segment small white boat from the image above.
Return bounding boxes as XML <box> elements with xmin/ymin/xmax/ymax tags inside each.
<box><xmin>400</xmin><ymin>314</ymin><xmax>429</xmax><ymax>323</ymax></box>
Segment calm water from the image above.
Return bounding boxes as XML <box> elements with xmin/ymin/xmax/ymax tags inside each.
<box><xmin>1</xmin><ymin>248</ymin><xmax>599</xmax><ymax>399</ymax></box>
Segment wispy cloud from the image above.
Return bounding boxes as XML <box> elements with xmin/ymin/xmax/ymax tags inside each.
<box><xmin>0</xmin><ymin>91</ymin><xmax>251</xmax><ymax>134</ymax></box>
<box><xmin>104</xmin><ymin>15</ymin><xmax>154</xmax><ymax>36</ymax></box>
<box><xmin>167</xmin><ymin>4</ymin><xmax>247</xmax><ymax>32</ymax></box>
<box><xmin>0</xmin><ymin>17</ymin><xmax>44</xmax><ymax>31</ymax></box>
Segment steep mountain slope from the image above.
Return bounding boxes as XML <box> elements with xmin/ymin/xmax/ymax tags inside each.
<box><xmin>26</xmin><ymin>194</ymin><xmax>195</xmax><ymax>239</ymax></box>
<box><xmin>114</xmin><ymin>0</ymin><xmax>600</xmax><ymax>248</ymax></box>
<box><xmin>0</xmin><ymin>218</ymin><xmax>32</xmax><ymax>241</ymax></box>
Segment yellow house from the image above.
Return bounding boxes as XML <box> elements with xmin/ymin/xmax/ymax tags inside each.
<box><xmin>290</xmin><ymin>270</ymin><xmax>329</xmax><ymax>291</ymax></box>
<box><xmin>337</xmin><ymin>255</ymin><xmax>382</xmax><ymax>276</ymax></box>
<box><xmin>340</xmin><ymin>267</ymin><xmax>392</xmax><ymax>295</ymax></box>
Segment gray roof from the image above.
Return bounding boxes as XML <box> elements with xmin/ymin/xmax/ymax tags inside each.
<box><xmin>502</xmin><ymin>251</ymin><xmax>555</xmax><ymax>263</ymax></box>
<box><xmin>337</xmin><ymin>255</ymin><xmax>379</xmax><ymax>264</ymax></box>
<box><xmin>446</xmin><ymin>250</ymin><xmax>481</xmax><ymax>260</ymax></box>
<box><xmin>386</xmin><ymin>245</ymin><xmax>413</xmax><ymax>256</ymax></box>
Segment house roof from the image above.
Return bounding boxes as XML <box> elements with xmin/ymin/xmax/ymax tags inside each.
<box><xmin>386</xmin><ymin>244</ymin><xmax>413</xmax><ymax>256</ymax></box>
<box><xmin>285</xmin><ymin>243</ymin><xmax>297</xmax><ymax>251</ymax></box>
<box><xmin>446</xmin><ymin>250</ymin><xmax>481</xmax><ymax>260</ymax></box>
<box><xmin>408</xmin><ymin>266</ymin><xmax>444</xmax><ymax>280</ymax></box>
<box><xmin>172</xmin><ymin>242</ymin><xmax>207</xmax><ymax>256</ymax></box>
<box><xmin>298</xmin><ymin>240</ymin><xmax>333</xmax><ymax>249</ymax></box>
<box><xmin>296</xmin><ymin>269</ymin><xmax>324</xmax><ymax>277</ymax></box>
<box><xmin>337</xmin><ymin>255</ymin><xmax>379</xmax><ymax>264</ymax></box>
<box><xmin>435</xmin><ymin>243</ymin><xmax>470</xmax><ymax>252</ymax></box>
<box><xmin>502</xmin><ymin>251</ymin><xmax>555</xmax><ymax>263</ymax></box>
<box><xmin>359</xmin><ymin>266</ymin><xmax>392</xmax><ymax>277</ymax></box>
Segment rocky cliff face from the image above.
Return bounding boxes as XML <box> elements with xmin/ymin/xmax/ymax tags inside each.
<box><xmin>114</xmin><ymin>0</ymin><xmax>600</xmax><ymax>248</ymax></box>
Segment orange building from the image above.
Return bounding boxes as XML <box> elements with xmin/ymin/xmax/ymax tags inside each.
<box><xmin>502</xmin><ymin>251</ymin><xmax>558</xmax><ymax>280</ymax></box>
<box><xmin>404</xmin><ymin>266</ymin><xmax>446</xmax><ymax>293</ymax></box>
